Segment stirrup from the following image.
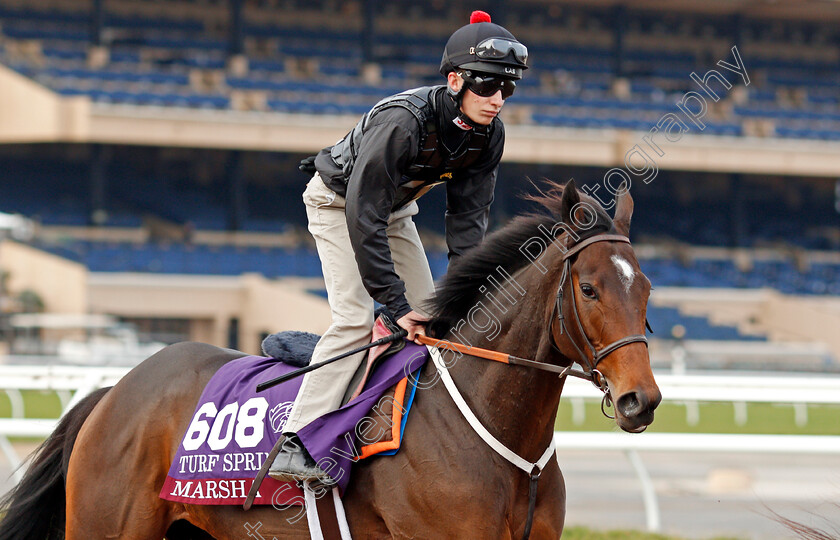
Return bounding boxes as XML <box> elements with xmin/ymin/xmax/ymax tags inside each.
<box><xmin>267</xmin><ymin>435</ymin><xmax>336</xmax><ymax>486</ymax></box>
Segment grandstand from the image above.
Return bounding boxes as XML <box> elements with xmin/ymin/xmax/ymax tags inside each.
<box><xmin>1</xmin><ymin>0</ymin><xmax>839</xmax><ymax>139</ymax></box>
<box><xmin>0</xmin><ymin>0</ymin><xmax>838</xmax><ymax>365</ymax></box>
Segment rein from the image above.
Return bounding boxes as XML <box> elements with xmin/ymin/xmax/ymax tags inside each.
<box><xmin>416</xmin><ymin>334</ymin><xmax>590</xmax><ymax>380</ymax></box>
<box><xmin>417</xmin><ymin>232</ymin><xmax>649</xmax><ymax>540</ymax></box>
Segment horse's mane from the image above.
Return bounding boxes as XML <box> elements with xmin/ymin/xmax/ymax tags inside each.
<box><xmin>426</xmin><ymin>181</ymin><xmax>616</xmax><ymax>336</ymax></box>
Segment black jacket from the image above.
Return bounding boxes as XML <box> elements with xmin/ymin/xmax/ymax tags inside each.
<box><xmin>313</xmin><ymin>85</ymin><xmax>504</xmax><ymax>320</ymax></box>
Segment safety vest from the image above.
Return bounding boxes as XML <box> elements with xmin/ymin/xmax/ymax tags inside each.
<box><xmin>329</xmin><ymin>86</ymin><xmax>492</xmax><ymax>210</ymax></box>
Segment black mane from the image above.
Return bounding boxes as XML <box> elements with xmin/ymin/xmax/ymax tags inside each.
<box><xmin>425</xmin><ymin>181</ymin><xmax>616</xmax><ymax>337</ymax></box>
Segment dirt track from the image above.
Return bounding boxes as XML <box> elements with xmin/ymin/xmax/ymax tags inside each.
<box><xmin>562</xmin><ymin>449</ymin><xmax>840</xmax><ymax>539</ymax></box>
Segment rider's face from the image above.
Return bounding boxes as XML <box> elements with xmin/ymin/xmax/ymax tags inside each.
<box><xmin>447</xmin><ymin>72</ymin><xmax>505</xmax><ymax>126</ymax></box>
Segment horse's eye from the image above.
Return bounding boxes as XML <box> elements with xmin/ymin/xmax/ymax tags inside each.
<box><xmin>580</xmin><ymin>283</ymin><xmax>597</xmax><ymax>299</ymax></box>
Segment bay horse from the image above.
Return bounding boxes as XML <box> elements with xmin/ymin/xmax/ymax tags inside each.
<box><xmin>0</xmin><ymin>180</ymin><xmax>660</xmax><ymax>539</ymax></box>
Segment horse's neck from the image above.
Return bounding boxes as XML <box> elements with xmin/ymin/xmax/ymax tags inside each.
<box><xmin>441</xmin><ymin>265</ymin><xmax>566</xmax><ymax>462</ymax></box>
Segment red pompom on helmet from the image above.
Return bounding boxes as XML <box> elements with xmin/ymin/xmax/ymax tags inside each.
<box><xmin>440</xmin><ymin>10</ymin><xmax>528</xmax><ymax>79</ymax></box>
<box><xmin>470</xmin><ymin>10</ymin><xmax>491</xmax><ymax>24</ymax></box>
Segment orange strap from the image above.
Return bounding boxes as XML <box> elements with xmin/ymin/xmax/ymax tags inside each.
<box><xmin>416</xmin><ymin>334</ymin><xmax>510</xmax><ymax>364</ymax></box>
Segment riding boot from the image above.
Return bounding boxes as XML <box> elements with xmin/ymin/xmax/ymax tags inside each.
<box><xmin>268</xmin><ymin>433</ymin><xmax>336</xmax><ymax>486</ymax></box>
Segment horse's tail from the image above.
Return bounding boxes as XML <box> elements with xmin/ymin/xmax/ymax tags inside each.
<box><xmin>0</xmin><ymin>386</ymin><xmax>112</xmax><ymax>540</ymax></box>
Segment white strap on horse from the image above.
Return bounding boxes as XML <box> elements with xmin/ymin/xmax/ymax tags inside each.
<box><xmin>428</xmin><ymin>346</ymin><xmax>557</xmax><ymax>475</ymax></box>
<box><xmin>303</xmin><ymin>482</ymin><xmax>352</xmax><ymax>540</ymax></box>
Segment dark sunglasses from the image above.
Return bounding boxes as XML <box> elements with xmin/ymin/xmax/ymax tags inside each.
<box><xmin>473</xmin><ymin>38</ymin><xmax>529</xmax><ymax>64</ymax></box>
<box><xmin>460</xmin><ymin>71</ymin><xmax>517</xmax><ymax>99</ymax></box>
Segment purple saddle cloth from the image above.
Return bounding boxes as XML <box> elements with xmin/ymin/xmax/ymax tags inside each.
<box><xmin>160</xmin><ymin>342</ymin><xmax>429</xmax><ymax>506</ymax></box>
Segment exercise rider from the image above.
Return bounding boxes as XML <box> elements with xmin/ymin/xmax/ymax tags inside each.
<box><xmin>269</xmin><ymin>11</ymin><xmax>529</xmax><ymax>484</ymax></box>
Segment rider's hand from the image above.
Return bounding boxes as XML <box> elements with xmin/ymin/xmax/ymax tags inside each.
<box><xmin>298</xmin><ymin>155</ymin><xmax>317</xmax><ymax>175</ymax></box>
<box><xmin>397</xmin><ymin>311</ymin><xmax>429</xmax><ymax>345</ymax></box>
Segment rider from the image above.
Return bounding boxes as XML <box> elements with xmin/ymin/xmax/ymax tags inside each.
<box><xmin>269</xmin><ymin>10</ymin><xmax>529</xmax><ymax>484</ymax></box>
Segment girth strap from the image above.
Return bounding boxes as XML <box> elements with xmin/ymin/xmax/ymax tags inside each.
<box><xmin>429</xmin><ymin>346</ymin><xmax>556</xmax><ymax>540</ymax></box>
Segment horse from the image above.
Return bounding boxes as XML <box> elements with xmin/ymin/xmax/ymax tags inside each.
<box><xmin>0</xmin><ymin>179</ymin><xmax>661</xmax><ymax>539</ymax></box>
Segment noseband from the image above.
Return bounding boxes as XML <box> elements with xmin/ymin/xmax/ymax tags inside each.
<box><xmin>549</xmin><ymin>233</ymin><xmax>649</xmax><ymax>414</ymax></box>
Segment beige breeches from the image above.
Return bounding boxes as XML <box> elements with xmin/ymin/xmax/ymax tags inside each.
<box><xmin>282</xmin><ymin>174</ymin><xmax>435</xmax><ymax>433</ymax></box>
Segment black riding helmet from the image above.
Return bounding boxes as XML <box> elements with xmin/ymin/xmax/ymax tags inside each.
<box><xmin>440</xmin><ymin>11</ymin><xmax>528</xmax><ymax>80</ymax></box>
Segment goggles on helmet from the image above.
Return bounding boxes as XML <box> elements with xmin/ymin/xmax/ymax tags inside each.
<box><xmin>473</xmin><ymin>38</ymin><xmax>528</xmax><ymax>65</ymax></box>
<box><xmin>460</xmin><ymin>70</ymin><xmax>517</xmax><ymax>99</ymax></box>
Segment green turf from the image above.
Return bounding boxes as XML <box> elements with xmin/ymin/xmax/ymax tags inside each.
<box><xmin>556</xmin><ymin>399</ymin><xmax>840</xmax><ymax>435</ymax></box>
<box><xmin>0</xmin><ymin>390</ymin><xmax>63</xmax><ymax>419</ymax></box>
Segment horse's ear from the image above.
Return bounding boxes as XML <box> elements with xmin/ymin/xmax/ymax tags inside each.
<box><xmin>560</xmin><ymin>179</ymin><xmax>580</xmax><ymax>224</ymax></box>
<box><xmin>613</xmin><ymin>187</ymin><xmax>634</xmax><ymax>237</ymax></box>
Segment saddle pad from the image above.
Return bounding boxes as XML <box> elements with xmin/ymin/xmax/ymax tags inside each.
<box><xmin>160</xmin><ymin>344</ymin><xmax>429</xmax><ymax>506</ymax></box>
<box><xmin>356</xmin><ymin>368</ymin><xmax>421</xmax><ymax>460</ymax></box>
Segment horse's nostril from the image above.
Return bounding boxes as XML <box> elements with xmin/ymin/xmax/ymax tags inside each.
<box><xmin>616</xmin><ymin>392</ymin><xmax>643</xmax><ymax>417</ymax></box>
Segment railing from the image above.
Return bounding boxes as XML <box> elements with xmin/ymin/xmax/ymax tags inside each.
<box><xmin>0</xmin><ymin>365</ymin><xmax>127</xmax><ymax>481</ymax></box>
<box><xmin>2</xmin><ymin>365</ymin><xmax>839</xmax><ymax>532</ymax></box>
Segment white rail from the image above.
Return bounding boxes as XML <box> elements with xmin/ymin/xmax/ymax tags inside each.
<box><xmin>561</xmin><ymin>371</ymin><xmax>840</xmax><ymax>404</ymax></box>
<box><xmin>0</xmin><ymin>365</ymin><xmax>125</xmax><ymax>482</ymax></box>
<box><xmin>5</xmin><ymin>366</ymin><xmax>839</xmax><ymax>401</ymax></box>
<box><xmin>0</xmin><ymin>365</ymin><xmax>129</xmax><ymax>390</ymax></box>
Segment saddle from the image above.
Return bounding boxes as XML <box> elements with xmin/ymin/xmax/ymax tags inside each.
<box><xmin>261</xmin><ymin>310</ymin><xmax>407</xmax><ymax>405</ymax></box>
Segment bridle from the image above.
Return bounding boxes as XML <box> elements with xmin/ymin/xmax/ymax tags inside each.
<box><xmin>419</xmin><ymin>231</ymin><xmax>651</xmax><ymax>415</ymax></box>
<box><xmin>418</xmin><ymin>231</ymin><xmax>651</xmax><ymax>540</ymax></box>
<box><xmin>548</xmin><ymin>233</ymin><xmax>650</xmax><ymax>416</ymax></box>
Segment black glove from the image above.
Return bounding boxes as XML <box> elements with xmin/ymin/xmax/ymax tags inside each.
<box><xmin>299</xmin><ymin>155</ymin><xmax>317</xmax><ymax>175</ymax></box>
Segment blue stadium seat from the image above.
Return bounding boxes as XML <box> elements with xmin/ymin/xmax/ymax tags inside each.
<box><xmin>2</xmin><ymin>2</ymin><xmax>840</xmax><ymax>148</ymax></box>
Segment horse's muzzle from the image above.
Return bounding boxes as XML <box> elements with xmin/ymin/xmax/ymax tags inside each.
<box><xmin>614</xmin><ymin>387</ymin><xmax>662</xmax><ymax>432</ymax></box>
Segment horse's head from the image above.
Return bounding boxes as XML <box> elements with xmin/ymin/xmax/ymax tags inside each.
<box><xmin>426</xmin><ymin>178</ymin><xmax>660</xmax><ymax>432</ymax></box>
<box><xmin>546</xmin><ymin>180</ymin><xmax>661</xmax><ymax>433</ymax></box>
